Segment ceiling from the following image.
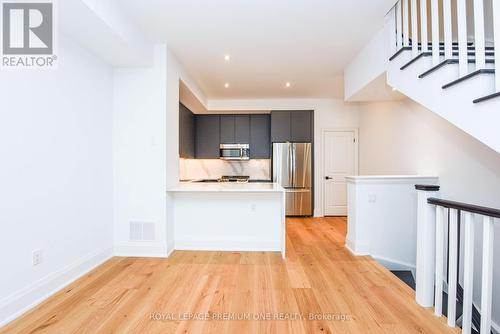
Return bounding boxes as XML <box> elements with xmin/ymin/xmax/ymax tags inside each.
<box><xmin>119</xmin><ymin>0</ymin><xmax>396</xmax><ymax>99</ymax></box>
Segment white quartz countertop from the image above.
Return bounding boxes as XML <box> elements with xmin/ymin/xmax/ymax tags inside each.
<box><xmin>167</xmin><ymin>182</ymin><xmax>285</xmax><ymax>193</ymax></box>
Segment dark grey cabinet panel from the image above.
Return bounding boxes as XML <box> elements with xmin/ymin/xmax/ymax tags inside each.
<box><xmin>195</xmin><ymin>115</ymin><xmax>220</xmax><ymax>159</ymax></box>
<box><xmin>271</xmin><ymin>110</ymin><xmax>313</xmax><ymax>143</ymax></box>
<box><xmin>271</xmin><ymin>111</ymin><xmax>291</xmax><ymax>142</ymax></box>
<box><xmin>291</xmin><ymin>111</ymin><xmax>312</xmax><ymax>142</ymax></box>
<box><xmin>219</xmin><ymin>115</ymin><xmax>235</xmax><ymax>144</ymax></box>
<box><xmin>235</xmin><ymin>115</ymin><xmax>250</xmax><ymax>143</ymax></box>
<box><xmin>220</xmin><ymin>115</ymin><xmax>250</xmax><ymax>144</ymax></box>
<box><xmin>250</xmin><ymin>115</ymin><xmax>270</xmax><ymax>158</ymax></box>
<box><xmin>179</xmin><ymin>103</ymin><xmax>195</xmax><ymax>158</ymax></box>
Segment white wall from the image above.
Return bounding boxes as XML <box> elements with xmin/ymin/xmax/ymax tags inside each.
<box><xmin>346</xmin><ymin>176</ymin><xmax>439</xmax><ymax>270</ymax></box>
<box><xmin>112</xmin><ymin>45</ymin><xmax>206</xmax><ymax>256</ymax></box>
<box><xmin>112</xmin><ymin>45</ymin><xmax>169</xmax><ymax>257</ymax></box>
<box><xmin>358</xmin><ymin>98</ymin><xmax>500</xmax><ymax>327</ymax></box>
<box><xmin>344</xmin><ymin>28</ymin><xmax>387</xmax><ymax>100</ymax></box>
<box><xmin>60</xmin><ymin>0</ymin><xmax>154</xmax><ymax>67</ymax></box>
<box><xmin>0</xmin><ymin>34</ymin><xmax>113</xmax><ymax>325</ymax></box>
<box><xmin>313</xmin><ymin>100</ymin><xmax>360</xmax><ymax>217</ymax></box>
<box><xmin>165</xmin><ymin>48</ymin><xmax>208</xmax><ymax>253</ymax></box>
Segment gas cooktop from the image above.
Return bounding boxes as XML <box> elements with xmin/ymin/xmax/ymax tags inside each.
<box><xmin>218</xmin><ymin>175</ymin><xmax>250</xmax><ymax>183</ymax></box>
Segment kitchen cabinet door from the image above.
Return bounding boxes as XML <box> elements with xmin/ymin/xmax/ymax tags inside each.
<box><xmin>179</xmin><ymin>103</ymin><xmax>195</xmax><ymax>158</ymax></box>
<box><xmin>219</xmin><ymin>115</ymin><xmax>235</xmax><ymax>144</ymax></box>
<box><xmin>234</xmin><ymin>115</ymin><xmax>250</xmax><ymax>143</ymax></box>
<box><xmin>290</xmin><ymin>111</ymin><xmax>313</xmax><ymax>142</ymax></box>
<box><xmin>179</xmin><ymin>104</ymin><xmax>196</xmax><ymax>159</ymax></box>
<box><xmin>250</xmin><ymin>114</ymin><xmax>270</xmax><ymax>158</ymax></box>
<box><xmin>270</xmin><ymin>111</ymin><xmax>291</xmax><ymax>142</ymax></box>
<box><xmin>195</xmin><ymin>115</ymin><xmax>220</xmax><ymax>158</ymax></box>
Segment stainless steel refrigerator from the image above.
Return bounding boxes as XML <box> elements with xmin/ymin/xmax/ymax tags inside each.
<box><xmin>273</xmin><ymin>143</ymin><xmax>312</xmax><ymax>216</ymax></box>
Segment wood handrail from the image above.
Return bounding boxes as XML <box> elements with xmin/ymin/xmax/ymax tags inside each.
<box><xmin>428</xmin><ymin>197</ymin><xmax>500</xmax><ymax>219</ymax></box>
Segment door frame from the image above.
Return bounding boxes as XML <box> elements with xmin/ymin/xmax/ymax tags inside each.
<box><xmin>321</xmin><ymin>128</ymin><xmax>359</xmax><ymax>217</ymax></box>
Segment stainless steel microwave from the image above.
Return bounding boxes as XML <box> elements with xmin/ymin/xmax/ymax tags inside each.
<box><xmin>219</xmin><ymin>144</ymin><xmax>250</xmax><ymax>160</ymax></box>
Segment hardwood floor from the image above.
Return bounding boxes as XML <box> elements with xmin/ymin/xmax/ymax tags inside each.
<box><xmin>1</xmin><ymin>217</ymin><xmax>458</xmax><ymax>334</ymax></box>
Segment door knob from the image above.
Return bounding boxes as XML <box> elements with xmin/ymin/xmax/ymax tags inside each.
<box><xmin>325</xmin><ymin>176</ymin><xmax>332</xmax><ymax>180</ymax></box>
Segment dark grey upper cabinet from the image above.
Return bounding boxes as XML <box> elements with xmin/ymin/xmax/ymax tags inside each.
<box><xmin>220</xmin><ymin>115</ymin><xmax>250</xmax><ymax>144</ymax></box>
<box><xmin>271</xmin><ymin>110</ymin><xmax>313</xmax><ymax>143</ymax></box>
<box><xmin>179</xmin><ymin>103</ymin><xmax>195</xmax><ymax>158</ymax></box>
<box><xmin>195</xmin><ymin>115</ymin><xmax>220</xmax><ymax>159</ymax></box>
<box><xmin>191</xmin><ymin>113</ymin><xmax>271</xmax><ymax>159</ymax></box>
<box><xmin>250</xmin><ymin>115</ymin><xmax>270</xmax><ymax>159</ymax></box>
<box><xmin>271</xmin><ymin>111</ymin><xmax>291</xmax><ymax>142</ymax></box>
<box><xmin>219</xmin><ymin>115</ymin><xmax>235</xmax><ymax>144</ymax></box>
<box><xmin>290</xmin><ymin>111</ymin><xmax>313</xmax><ymax>142</ymax></box>
<box><xmin>235</xmin><ymin>115</ymin><xmax>250</xmax><ymax>143</ymax></box>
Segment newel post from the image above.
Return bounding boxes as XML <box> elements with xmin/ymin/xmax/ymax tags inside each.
<box><xmin>415</xmin><ymin>184</ymin><xmax>440</xmax><ymax>307</ymax></box>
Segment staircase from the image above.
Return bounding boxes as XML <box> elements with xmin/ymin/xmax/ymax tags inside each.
<box><xmin>385</xmin><ymin>0</ymin><xmax>500</xmax><ymax>154</ymax></box>
<box><xmin>416</xmin><ymin>186</ymin><xmax>499</xmax><ymax>334</ymax></box>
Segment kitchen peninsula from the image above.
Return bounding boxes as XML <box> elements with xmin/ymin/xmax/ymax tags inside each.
<box><xmin>167</xmin><ymin>182</ymin><xmax>286</xmax><ymax>258</ymax></box>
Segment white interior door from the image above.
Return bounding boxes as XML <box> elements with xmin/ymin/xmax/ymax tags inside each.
<box><xmin>323</xmin><ymin>130</ymin><xmax>357</xmax><ymax>216</ymax></box>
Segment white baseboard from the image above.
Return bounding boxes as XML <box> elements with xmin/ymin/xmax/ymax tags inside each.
<box><xmin>0</xmin><ymin>247</ymin><xmax>112</xmax><ymax>328</ymax></box>
<box><xmin>313</xmin><ymin>208</ymin><xmax>323</xmax><ymax>218</ymax></box>
<box><xmin>345</xmin><ymin>237</ymin><xmax>370</xmax><ymax>256</ymax></box>
<box><xmin>166</xmin><ymin>247</ymin><xmax>175</xmax><ymax>257</ymax></box>
<box><xmin>114</xmin><ymin>243</ymin><xmax>169</xmax><ymax>258</ymax></box>
<box><xmin>372</xmin><ymin>254</ymin><xmax>416</xmax><ymax>273</ymax></box>
<box><xmin>344</xmin><ymin>238</ymin><xmax>415</xmax><ymax>274</ymax></box>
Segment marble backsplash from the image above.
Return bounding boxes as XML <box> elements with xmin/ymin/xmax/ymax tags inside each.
<box><xmin>179</xmin><ymin>159</ymin><xmax>271</xmax><ymax>180</ymax></box>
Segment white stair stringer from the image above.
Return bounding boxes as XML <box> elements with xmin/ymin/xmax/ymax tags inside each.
<box><xmin>387</xmin><ymin>51</ymin><xmax>500</xmax><ymax>154</ymax></box>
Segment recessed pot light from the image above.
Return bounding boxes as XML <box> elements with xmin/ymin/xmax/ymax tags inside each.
<box><xmin>224</xmin><ymin>54</ymin><xmax>231</xmax><ymax>61</ymax></box>
<box><xmin>392</xmin><ymin>87</ymin><xmax>397</xmax><ymax>91</ymax></box>
<box><xmin>286</xmin><ymin>82</ymin><xmax>291</xmax><ymax>88</ymax></box>
<box><xmin>224</xmin><ymin>83</ymin><xmax>230</xmax><ymax>88</ymax></box>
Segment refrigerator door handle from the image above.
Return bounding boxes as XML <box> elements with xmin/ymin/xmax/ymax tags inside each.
<box><xmin>292</xmin><ymin>144</ymin><xmax>296</xmax><ymax>187</ymax></box>
<box><xmin>290</xmin><ymin>144</ymin><xmax>293</xmax><ymax>187</ymax></box>
<box><xmin>285</xmin><ymin>188</ymin><xmax>311</xmax><ymax>193</ymax></box>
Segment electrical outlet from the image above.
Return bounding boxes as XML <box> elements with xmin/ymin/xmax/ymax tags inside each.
<box><xmin>32</xmin><ymin>250</ymin><xmax>42</xmax><ymax>266</ymax></box>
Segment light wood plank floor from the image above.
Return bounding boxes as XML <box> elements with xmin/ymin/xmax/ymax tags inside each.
<box><xmin>1</xmin><ymin>217</ymin><xmax>458</xmax><ymax>334</ymax></box>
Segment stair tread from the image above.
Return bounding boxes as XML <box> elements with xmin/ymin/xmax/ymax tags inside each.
<box><xmin>442</xmin><ymin>69</ymin><xmax>495</xmax><ymax>89</ymax></box>
<box><xmin>390</xmin><ymin>271</ymin><xmax>416</xmax><ymax>290</ymax></box>
<box><xmin>389</xmin><ymin>47</ymin><xmax>411</xmax><ymax>61</ymax></box>
<box><xmin>400</xmin><ymin>52</ymin><xmax>431</xmax><ymax>70</ymax></box>
<box><xmin>389</xmin><ymin>45</ymin><xmax>494</xmax><ymax>62</ymax></box>
<box><xmin>473</xmin><ymin>91</ymin><xmax>500</xmax><ymax>104</ymax></box>
<box><xmin>418</xmin><ymin>59</ymin><xmax>454</xmax><ymax>78</ymax></box>
<box><xmin>417</xmin><ymin>57</ymin><xmax>495</xmax><ymax>78</ymax></box>
<box><xmin>408</xmin><ymin>39</ymin><xmax>474</xmax><ymax>46</ymax></box>
<box><xmin>419</xmin><ymin>46</ymin><xmax>494</xmax><ymax>51</ymax></box>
